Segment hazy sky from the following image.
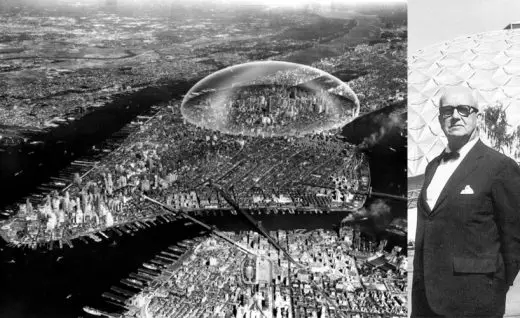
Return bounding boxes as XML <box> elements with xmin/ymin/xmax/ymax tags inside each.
<box><xmin>199</xmin><ymin>0</ymin><xmax>408</xmax><ymax>7</ymax></box>
<box><xmin>409</xmin><ymin>0</ymin><xmax>520</xmax><ymax>54</ymax></box>
<box><xmin>108</xmin><ymin>0</ymin><xmax>406</xmax><ymax>6</ymax></box>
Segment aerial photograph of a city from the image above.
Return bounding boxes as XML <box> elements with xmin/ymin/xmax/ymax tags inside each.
<box><xmin>0</xmin><ymin>0</ymin><xmax>407</xmax><ymax>317</ymax></box>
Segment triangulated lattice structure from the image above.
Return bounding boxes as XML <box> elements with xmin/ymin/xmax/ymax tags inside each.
<box><xmin>409</xmin><ymin>29</ymin><xmax>520</xmax><ymax>178</ymax></box>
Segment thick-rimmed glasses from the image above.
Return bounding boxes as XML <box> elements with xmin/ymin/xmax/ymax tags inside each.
<box><xmin>439</xmin><ymin>105</ymin><xmax>478</xmax><ymax>118</ymax></box>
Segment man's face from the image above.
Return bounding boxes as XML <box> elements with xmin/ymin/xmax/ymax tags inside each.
<box><xmin>438</xmin><ymin>91</ymin><xmax>478</xmax><ymax>139</ymax></box>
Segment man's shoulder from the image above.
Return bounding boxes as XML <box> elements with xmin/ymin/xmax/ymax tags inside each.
<box><xmin>478</xmin><ymin>141</ymin><xmax>513</xmax><ymax>160</ymax></box>
<box><xmin>477</xmin><ymin>141</ymin><xmax>519</xmax><ymax>170</ymax></box>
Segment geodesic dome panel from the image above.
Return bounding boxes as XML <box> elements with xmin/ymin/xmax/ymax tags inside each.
<box><xmin>408</xmin><ymin>29</ymin><xmax>520</xmax><ymax>178</ymax></box>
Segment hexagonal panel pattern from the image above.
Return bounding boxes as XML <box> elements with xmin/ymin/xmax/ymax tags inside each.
<box><xmin>408</xmin><ymin>29</ymin><xmax>520</xmax><ymax>178</ymax></box>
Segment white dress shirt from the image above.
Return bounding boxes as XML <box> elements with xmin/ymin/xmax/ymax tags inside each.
<box><xmin>426</xmin><ymin>137</ymin><xmax>479</xmax><ymax>210</ymax></box>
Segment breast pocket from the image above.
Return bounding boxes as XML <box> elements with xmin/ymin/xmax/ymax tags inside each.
<box><xmin>451</xmin><ymin>184</ymin><xmax>492</xmax><ymax>221</ymax></box>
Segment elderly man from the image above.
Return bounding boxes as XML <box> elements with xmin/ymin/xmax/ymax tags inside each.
<box><xmin>412</xmin><ymin>86</ymin><xmax>520</xmax><ymax>317</ymax></box>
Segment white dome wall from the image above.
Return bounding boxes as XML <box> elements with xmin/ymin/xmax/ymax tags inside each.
<box><xmin>408</xmin><ymin>29</ymin><xmax>520</xmax><ymax>177</ymax></box>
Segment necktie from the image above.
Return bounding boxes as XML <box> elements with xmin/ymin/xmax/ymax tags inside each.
<box><xmin>441</xmin><ymin>151</ymin><xmax>460</xmax><ymax>162</ymax></box>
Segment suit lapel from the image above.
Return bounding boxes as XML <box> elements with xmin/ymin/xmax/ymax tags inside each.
<box><xmin>418</xmin><ymin>156</ymin><xmax>441</xmax><ymax>216</ymax></box>
<box><xmin>430</xmin><ymin>140</ymin><xmax>485</xmax><ymax>216</ymax></box>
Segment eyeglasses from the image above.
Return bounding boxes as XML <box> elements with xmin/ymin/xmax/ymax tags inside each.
<box><xmin>439</xmin><ymin>105</ymin><xmax>478</xmax><ymax>118</ymax></box>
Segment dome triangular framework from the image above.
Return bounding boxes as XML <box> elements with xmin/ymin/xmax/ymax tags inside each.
<box><xmin>409</xmin><ymin>29</ymin><xmax>520</xmax><ymax>178</ymax></box>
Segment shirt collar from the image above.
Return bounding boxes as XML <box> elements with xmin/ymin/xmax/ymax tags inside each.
<box><xmin>445</xmin><ymin>136</ymin><xmax>479</xmax><ymax>159</ymax></box>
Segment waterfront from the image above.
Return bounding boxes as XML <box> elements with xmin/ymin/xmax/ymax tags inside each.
<box><xmin>0</xmin><ymin>107</ymin><xmax>406</xmax><ymax>317</ymax></box>
<box><xmin>0</xmin><ymin>211</ymin><xmax>405</xmax><ymax>318</ymax></box>
<box><xmin>0</xmin><ymin>1</ymin><xmax>407</xmax><ymax>316</ymax></box>
<box><xmin>0</xmin><ymin>103</ymin><xmax>407</xmax><ymax>317</ymax></box>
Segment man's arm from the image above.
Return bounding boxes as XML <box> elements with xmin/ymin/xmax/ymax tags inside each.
<box><xmin>492</xmin><ymin>156</ymin><xmax>520</xmax><ymax>285</ymax></box>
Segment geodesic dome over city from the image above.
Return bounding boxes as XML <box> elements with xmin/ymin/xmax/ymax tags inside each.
<box><xmin>408</xmin><ymin>29</ymin><xmax>520</xmax><ymax>178</ymax></box>
<box><xmin>181</xmin><ymin>61</ymin><xmax>360</xmax><ymax>137</ymax></box>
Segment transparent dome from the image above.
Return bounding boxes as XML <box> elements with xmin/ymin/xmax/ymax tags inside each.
<box><xmin>181</xmin><ymin>61</ymin><xmax>360</xmax><ymax>137</ymax></box>
<box><xmin>408</xmin><ymin>29</ymin><xmax>520</xmax><ymax>177</ymax></box>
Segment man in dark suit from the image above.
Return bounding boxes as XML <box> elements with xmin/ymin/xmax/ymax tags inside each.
<box><xmin>412</xmin><ymin>86</ymin><xmax>520</xmax><ymax>317</ymax></box>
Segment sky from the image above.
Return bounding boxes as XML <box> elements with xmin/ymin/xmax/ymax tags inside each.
<box><xmin>193</xmin><ymin>0</ymin><xmax>408</xmax><ymax>8</ymax></box>
<box><xmin>409</xmin><ymin>0</ymin><xmax>520</xmax><ymax>54</ymax></box>
<box><xmin>109</xmin><ymin>0</ymin><xmax>407</xmax><ymax>6</ymax></box>
<box><xmin>201</xmin><ymin>0</ymin><xmax>407</xmax><ymax>5</ymax></box>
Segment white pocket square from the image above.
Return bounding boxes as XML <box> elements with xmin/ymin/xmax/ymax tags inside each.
<box><xmin>460</xmin><ymin>185</ymin><xmax>474</xmax><ymax>194</ymax></box>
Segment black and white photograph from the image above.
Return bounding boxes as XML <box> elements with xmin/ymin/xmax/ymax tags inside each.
<box><xmin>408</xmin><ymin>0</ymin><xmax>520</xmax><ymax>316</ymax></box>
<box><xmin>0</xmin><ymin>0</ymin><xmax>407</xmax><ymax>317</ymax></box>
